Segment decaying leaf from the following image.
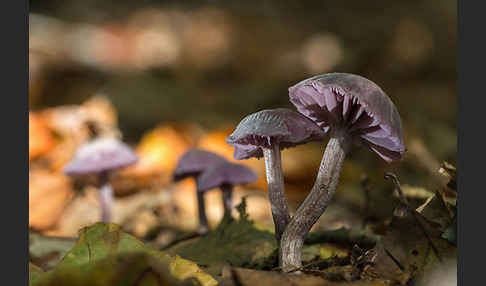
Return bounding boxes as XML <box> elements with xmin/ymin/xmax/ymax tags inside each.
<box><xmin>81</xmin><ymin>95</ymin><xmax>120</xmax><ymax>138</ymax></box>
<box><xmin>29</xmin><ymin>223</ymin><xmax>217</xmax><ymax>286</ymax></box>
<box><xmin>29</xmin><ymin>232</ymin><xmax>76</xmax><ymax>270</ymax></box>
<box><xmin>220</xmin><ymin>267</ymin><xmax>393</xmax><ymax>286</ymax></box>
<box><xmin>29</xmin><ymin>170</ymin><xmax>74</xmax><ymax>230</ymax></box>
<box><xmin>438</xmin><ymin>161</ymin><xmax>456</xmax><ymax>191</ymax></box>
<box><xmin>416</xmin><ymin>195</ymin><xmax>452</xmax><ymax>231</ymax></box>
<box><xmin>395</xmin><ymin>185</ymin><xmax>434</xmax><ymax>201</ymax></box>
<box><xmin>361</xmin><ymin>206</ymin><xmax>456</xmax><ymax>285</ymax></box>
<box><xmin>29</xmin><ymin>112</ymin><xmax>56</xmax><ymax>160</ymax></box>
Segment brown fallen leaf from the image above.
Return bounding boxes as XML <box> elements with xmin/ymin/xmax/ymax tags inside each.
<box><xmin>29</xmin><ymin>170</ymin><xmax>74</xmax><ymax>230</ymax></box>
<box><xmin>416</xmin><ymin>195</ymin><xmax>453</xmax><ymax>232</ymax></box>
<box><xmin>29</xmin><ymin>112</ymin><xmax>56</xmax><ymax>160</ymax></box>
<box><xmin>221</xmin><ymin>267</ymin><xmax>393</xmax><ymax>286</ymax></box>
<box><xmin>438</xmin><ymin>161</ymin><xmax>456</xmax><ymax>191</ymax></box>
<box><xmin>80</xmin><ymin>95</ymin><xmax>120</xmax><ymax>138</ymax></box>
<box><xmin>362</xmin><ymin>190</ymin><xmax>456</xmax><ymax>285</ymax></box>
<box><xmin>53</xmin><ymin>186</ymin><xmax>172</xmax><ymax>237</ymax></box>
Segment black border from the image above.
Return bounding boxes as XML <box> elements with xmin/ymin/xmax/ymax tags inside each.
<box><xmin>3</xmin><ymin>0</ymin><xmax>29</xmax><ymax>284</ymax></box>
<box><xmin>457</xmin><ymin>1</ymin><xmax>483</xmax><ymax>286</ymax></box>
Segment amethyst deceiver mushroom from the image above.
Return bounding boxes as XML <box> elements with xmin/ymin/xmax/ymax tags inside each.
<box><xmin>280</xmin><ymin>73</ymin><xmax>405</xmax><ymax>270</ymax></box>
<box><xmin>225</xmin><ymin>108</ymin><xmax>325</xmax><ymax>241</ymax></box>
<box><xmin>173</xmin><ymin>148</ymin><xmax>228</xmax><ymax>234</ymax></box>
<box><xmin>64</xmin><ymin>137</ymin><xmax>138</xmax><ymax>223</ymax></box>
<box><xmin>196</xmin><ymin>161</ymin><xmax>258</xmax><ymax>221</ymax></box>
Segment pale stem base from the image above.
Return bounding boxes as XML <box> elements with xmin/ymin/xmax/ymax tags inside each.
<box><xmin>99</xmin><ymin>172</ymin><xmax>114</xmax><ymax>223</ymax></box>
<box><xmin>280</xmin><ymin>132</ymin><xmax>351</xmax><ymax>271</ymax></box>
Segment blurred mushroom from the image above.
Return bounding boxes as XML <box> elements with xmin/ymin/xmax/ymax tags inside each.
<box><xmin>226</xmin><ymin>108</ymin><xmax>325</xmax><ymax>241</ymax></box>
<box><xmin>172</xmin><ymin>148</ymin><xmax>228</xmax><ymax>234</ymax></box>
<box><xmin>280</xmin><ymin>73</ymin><xmax>405</xmax><ymax>270</ymax></box>
<box><xmin>197</xmin><ymin>161</ymin><xmax>258</xmax><ymax>222</ymax></box>
<box><xmin>64</xmin><ymin>137</ymin><xmax>138</xmax><ymax>223</ymax></box>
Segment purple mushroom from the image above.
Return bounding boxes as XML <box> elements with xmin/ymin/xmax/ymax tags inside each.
<box><xmin>225</xmin><ymin>108</ymin><xmax>325</xmax><ymax>241</ymax></box>
<box><xmin>64</xmin><ymin>137</ymin><xmax>138</xmax><ymax>223</ymax></box>
<box><xmin>173</xmin><ymin>148</ymin><xmax>228</xmax><ymax>234</ymax></box>
<box><xmin>280</xmin><ymin>73</ymin><xmax>405</xmax><ymax>270</ymax></box>
<box><xmin>196</xmin><ymin>161</ymin><xmax>258</xmax><ymax>221</ymax></box>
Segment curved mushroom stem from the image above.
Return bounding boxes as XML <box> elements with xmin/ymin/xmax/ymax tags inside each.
<box><xmin>280</xmin><ymin>130</ymin><xmax>351</xmax><ymax>271</ymax></box>
<box><xmin>263</xmin><ymin>143</ymin><xmax>291</xmax><ymax>242</ymax></box>
<box><xmin>99</xmin><ymin>171</ymin><xmax>114</xmax><ymax>223</ymax></box>
<box><xmin>196</xmin><ymin>191</ymin><xmax>210</xmax><ymax>234</ymax></box>
<box><xmin>220</xmin><ymin>184</ymin><xmax>234</xmax><ymax>221</ymax></box>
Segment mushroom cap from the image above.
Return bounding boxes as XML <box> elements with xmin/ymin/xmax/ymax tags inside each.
<box><xmin>173</xmin><ymin>148</ymin><xmax>228</xmax><ymax>181</ymax></box>
<box><xmin>64</xmin><ymin>137</ymin><xmax>138</xmax><ymax>175</ymax></box>
<box><xmin>197</xmin><ymin>161</ymin><xmax>258</xmax><ymax>192</ymax></box>
<box><xmin>225</xmin><ymin>108</ymin><xmax>325</xmax><ymax>159</ymax></box>
<box><xmin>233</xmin><ymin>143</ymin><xmax>264</xmax><ymax>160</ymax></box>
<box><xmin>288</xmin><ymin>73</ymin><xmax>405</xmax><ymax>162</ymax></box>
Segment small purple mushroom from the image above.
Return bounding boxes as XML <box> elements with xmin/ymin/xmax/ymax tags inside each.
<box><xmin>280</xmin><ymin>73</ymin><xmax>405</xmax><ymax>270</ymax></box>
<box><xmin>64</xmin><ymin>137</ymin><xmax>138</xmax><ymax>223</ymax></box>
<box><xmin>173</xmin><ymin>148</ymin><xmax>228</xmax><ymax>234</ymax></box>
<box><xmin>196</xmin><ymin>161</ymin><xmax>258</xmax><ymax>220</ymax></box>
<box><xmin>226</xmin><ymin>108</ymin><xmax>325</xmax><ymax>241</ymax></box>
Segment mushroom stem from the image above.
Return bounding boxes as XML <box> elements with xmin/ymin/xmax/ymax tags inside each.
<box><xmin>263</xmin><ymin>143</ymin><xmax>291</xmax><ymax>242</ymax></box>
<box><xmin>280</xmin><ymin>130</ymin><xmax>351</xmax><ymax>271</ymax></box>
<box><xmin>220</xmin><ymin>184</ymin><xmax>234</xmax><ymax>220</ymax></box>
<box><xmin>196</xmin><ymin>191</ymin><xmax>210</xmax><ymax>234</ymax></box>
<box><xmin>99</xmin><ymin>171</ymin><xmax>114</xmax><ymax>223</ymax></box>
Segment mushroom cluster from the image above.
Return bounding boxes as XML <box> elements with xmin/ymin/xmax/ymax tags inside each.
<box><xmin>226</xmin><ymin>73</ymin><xmax>405</xmax><ymax>271</ymax></box>
<box><xmin>173</xmin><ymin>148</ymin><xmax>257</xmax><ymax>234</ymax></box>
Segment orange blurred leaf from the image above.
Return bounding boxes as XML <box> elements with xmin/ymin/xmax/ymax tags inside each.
<box><xmin>29</xmin><ymin>113</ymin><xmax>56</xmax><ymax>160</ymax></box>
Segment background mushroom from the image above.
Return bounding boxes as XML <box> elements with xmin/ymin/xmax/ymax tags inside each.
<box><xmin>172</xmin><ymin>148</ymin><xmax>228</xmax><ymax>234</ymax></box>
<box><xmin>64</xmin><ymin>137</ymin><xmax>138</xmax><ymax>223</ymax></box>
<box><xmin>196</xmin><ymin>161</ymin><xmax>258</xmax><ymax>222</ymax></box>
<box><xmin>280</xmin><ymin>73</ymin><xmax>405</xmax><ymax>270</ymax></box>
<box><xmin>226</xmin><ymin>108</ymin><xmax>325</xmax><ymax>241</ymax></box>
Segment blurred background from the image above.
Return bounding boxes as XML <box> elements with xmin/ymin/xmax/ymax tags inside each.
<box><xmin>29</xmin><ymin>0</ymin><xmax>456</xmax><ymax>249</ymax></box>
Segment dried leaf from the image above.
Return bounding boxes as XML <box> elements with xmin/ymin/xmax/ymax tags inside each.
<box><xmin>29</xmin><ymin>113</ymin><xmax>56</xmax><ymax>160</ymax></box>
<box><xmin>438</xmin><ymin>161</ymin><xmax>456</xmax><ymax>191</ymax></box>
<box><xmin>220</xmin><ymin>267</ymin><xmax>392</xmax><ymax>286</ymax></box>
<box><xmin>30</xmin><ymin>223</ymin><xmax>217</xmax><ymax>286</ymax></box>
<box><xmin>29</xmin><ymin>170</ymin><xmax>74</xmax><ymax>230</ymax></box>
<box><xmin>361</xmin><ymin>210</ymin><xmax>456</xmax><ymax>285</ymax></box>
